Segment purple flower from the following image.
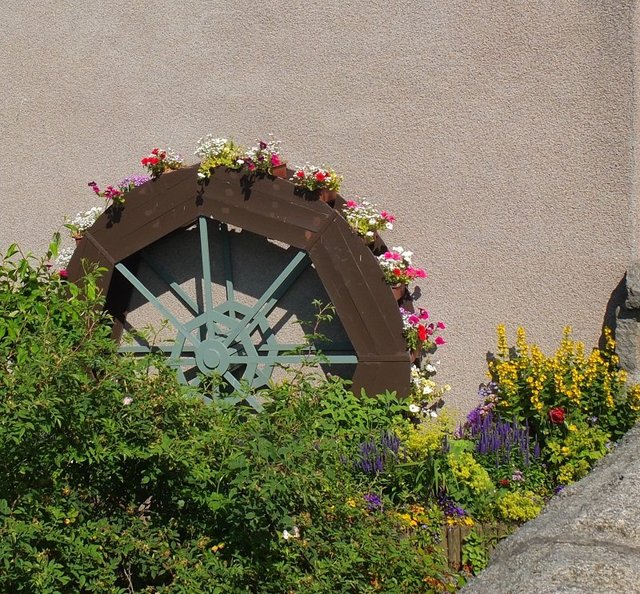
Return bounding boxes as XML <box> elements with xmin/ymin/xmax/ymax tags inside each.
<box><xmin>355</xmin><ymin>431</ymin><xmax>403</xmax><ymax>475</ymax></box>
<box><xmin>118</xmin><ymin>174</ymin><xmax>151</xmax><ymax>192</ymax></box>
<box><xmin>363</xmin><ymin>493</ymin><xmax>383</xmax><ymax>511</ymax></box>
<box><xmin>438</xmin><ymin>493</ymin><xmax>467</xmax><ymax>517</ymax></box>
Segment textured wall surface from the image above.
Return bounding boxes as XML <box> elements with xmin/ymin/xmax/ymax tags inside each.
<box><xmin>0</xmin><ymin>1</ymin><xmax>635</xmax><ymax>411</ymax></box>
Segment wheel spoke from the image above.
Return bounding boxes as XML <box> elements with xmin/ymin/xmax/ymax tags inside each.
<box><xmin>220</xmin><ymin>223</ymin><xmax>235</xmax><ymax>315</ymax></box>
<box><xmin>199</xmin><ymin>217</ymin><xmax>216</xmax><ymax>338</ymax></box>
<box><xmin>139</xmin><ymin>252</ymin><xmax>199</xmax><ymax>315</ymax></box>
<box><xmin>115</xmin><ymin>262</ymin><xmax>201</xmax><ymax>348</ymax></box>
<box><xmin>222</xmin><ymin>250</ymin><xmax>310</xmax><ymax>347</ymax></box>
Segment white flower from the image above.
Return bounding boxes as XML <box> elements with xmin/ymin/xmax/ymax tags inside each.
<box><xmin>429</xmin><ymin>410</ymin><xmax>438</xmax><ymax>418</ymax></box>
<box><xmin>195</xmin><ymin>135</ymin><xmax>229</xmax><ymax>159</ymax></box>
<box><xmin>282</xmin><ymin>526</ymin><xmax>300</xmax><ymax>540</ymax></box>
<box><xmin>422</xmin><ymin>385</ymin><xmax>434</xmax><ymax>395</ymax></box>
<box><xmin>122</xmin><ymin>396</ymin><xmax>133</xmax><ymax>406</ymax></box>
<box><xmin>55</xmin><ymin>247</ymin><xmax>75</xmax><ymax>269</ymax></box>
<box><xmin>425</xmin><ymin>364</ymin><xmax>437</xmax><ymax>374</ymax></box>
<box><xmin>409</xmin><ymin>403</ymin><xmax>420</xmax><ymax>413</ymax></box>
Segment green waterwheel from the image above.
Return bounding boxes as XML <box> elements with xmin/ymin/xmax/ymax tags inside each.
<box><xmin>68</xmin><ymin>166</ymin><xmax>411</xmax><ymax>405</ymax></box>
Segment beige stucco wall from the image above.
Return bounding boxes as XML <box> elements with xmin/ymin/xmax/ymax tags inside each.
<box><xmin>0</xmin><ymin>1</ymin><xmax>635</xmax><ymax>412</ymax></box>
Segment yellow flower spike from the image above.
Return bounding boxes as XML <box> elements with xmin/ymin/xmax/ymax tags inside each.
<box><xmin>497</xmin><ymin>324</ymin><xmax>509</xmax><ymax>358</ymax></box>
<box><xmin>516</xmin><ymin>327</ymin><xmax>528</xmax><ymax>356</ymax></box>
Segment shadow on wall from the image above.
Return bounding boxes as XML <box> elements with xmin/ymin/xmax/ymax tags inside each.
<box><xmin>601</xmin><ymin>274</ymin><xmax>626</xmax><ymax>350</ymax></box>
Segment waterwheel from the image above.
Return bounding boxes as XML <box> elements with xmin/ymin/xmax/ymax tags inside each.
<box><xmin>67</xmin><ymin>166</ymin><xmax>411</xmax><ymax>406</ymax></box>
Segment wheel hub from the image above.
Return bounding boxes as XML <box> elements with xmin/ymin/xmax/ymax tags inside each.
<box><xmin>195</xmin><ymin>339</ymin><xmax>231</xmax><ymax>374</ymax></box>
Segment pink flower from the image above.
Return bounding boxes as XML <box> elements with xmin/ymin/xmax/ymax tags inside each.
<box><xmin>384</xmin><ymin>251</ymin><xmax>402</xmax><ymax>261</ymax></box>
<box><xmin>418</xmin><ymin>308</ymin><xmax>430</xmax><ymax>320</ymax></box>
<box><xmin>271</xmin><ymin>154</ymin><xmax>282</xmax><ymax>167</ymax></box>
<box><xmin>381</xmin><ymin>211</ymin><xmax>395</xmax><ymax>223</ymax></box>
<box><xmin>437</xmin><ymin>321</ymin><xmax>446</xmax><ymax>330</ymax></box>
<box><xmin>435</xmin><ymin>336</ymin><xmax>445</xmax><ymax>346</ymax></box>
<box><xmin>58</xmin><ymin>269</ymin><xmax>68</xmax><ymax>279</ymax></box>
<box><xmin>248</xmin><ymin>162</ymin><xmax>256</xmax><ymax>172</ymax></box>
<box><xmin>346</xmin><ymin>200</ymin><xmax>358</xmax><ymax>208</ymax></box>
<box><xmin>408</xmin><ymin>315</ymin><xmax>420</xmax><ymax>325</ymax></box>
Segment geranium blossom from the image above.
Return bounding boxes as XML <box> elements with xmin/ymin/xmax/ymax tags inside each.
<box><xmin>140</xmin><ymin>147</ymin><xmax>183</xmax><ymax>178</ymax></box>
<box><xmin>378</xmin><ymin>247</ymin><xmax>427</xmax><ymax>286</ymax></box>
<box><xmin>400</xmin><ymin>307</ymin><xmax>445</xmax><ymax>354</ymax></box>
<box><xmin>290</xmin><ymin>163</ymin><xmax>342</xmax><ymax>192</ymax></box>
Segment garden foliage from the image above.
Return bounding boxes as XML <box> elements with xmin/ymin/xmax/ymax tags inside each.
<box><xmin>1</xmin><ymin>241</ymin><xmax>639</xmax><ymax>591</ymax></box>
<box><xmin>0</xmin><ymin>245</ymin><xmax>461</xmax><ymax>593</ymax></box>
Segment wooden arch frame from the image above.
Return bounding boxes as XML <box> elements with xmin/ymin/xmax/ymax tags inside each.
<box><xmin>68</xmin><ymin>165</ymin><xmax>411</xmax><ymax>397</ymax></box>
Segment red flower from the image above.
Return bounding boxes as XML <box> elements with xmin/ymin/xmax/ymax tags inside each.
<box><xmin>392</xmin><ymin>268</ymin><xmax>402</xmax><ymax>277</ymax></box>
<box><xmin>549</xmin><ymin>407</ymin><xmax>565</xmax><ymax>424</ymax></box>
<box><xmin>151</xmin><ymin>148</ymin><xmax>159</xmax><ymax>155</ymax></box>
<box><xmin>295</xmin><ymin>170</ymin><xmax>305</xmax><ymax>179</ymax></box>
<box><xmin>499</xmin><ymin>478</ymin><xmax>510</xmax><ymax>487</ymax></box>
<box><xmin>418</xmin><ymin>325</ymin><xmax>428</xmax><ymax>342</ymax></box>
<box><xmin>314</xmin><ymin>170</ymin><xmax>327</xmax><ymax>182</ymax></box>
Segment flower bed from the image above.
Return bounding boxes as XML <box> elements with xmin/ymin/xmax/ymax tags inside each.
<box><xmin>2</xmin><ymin>244</ymin><xmax>640</xmax><ymax>589</ymax></box>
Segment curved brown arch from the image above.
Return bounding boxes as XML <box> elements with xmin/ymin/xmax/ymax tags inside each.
<box><xmin>68</xmin><ymin>165</ymin><xmax>411</xmax><ymax>397</ymax></box>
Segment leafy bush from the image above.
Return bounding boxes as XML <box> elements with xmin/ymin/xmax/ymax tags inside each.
<box><xmin>3</xmin><ymin>241</ymin><xmax>639</xmax><ymax>588</ymax></box>
<box><xmin>0</xmin><ymin>245</ymin><xmax>460</xmax><ymax>593</ymax></box>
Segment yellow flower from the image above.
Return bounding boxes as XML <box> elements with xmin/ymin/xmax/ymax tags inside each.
<box><xmin>346</xmin><ymin>498</ymin><xmax>357</xmax><ymax>508</ymax></box>
<box><xmin>568</xmin><ymin>424</ymin><xmax>577</xmax><ymax>432</ymax></box>
<box><xmin>497</xmin><ymin>324</ymin><xmax>509</xmax><ymax>358</ymax></box>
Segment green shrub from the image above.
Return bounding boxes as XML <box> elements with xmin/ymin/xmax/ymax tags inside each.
<box><xmin>0</xmin><ymin>245</ymin><xmax>460</xmax><ymax>593</ymax></box>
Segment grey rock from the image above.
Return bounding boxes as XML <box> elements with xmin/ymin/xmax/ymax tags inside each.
<box><xmin>615</xmin><ymin>309</ymin><xmax>640</xmax><ymax>378</ymax></box>
<box><xmin>627</xmin><ymin>263</ymin><xmax>640</xmax><ymax>310</ymax></box>
<box><xmin>460</xmin><ymin>423</ymin><xmax>640</xmax><ymax>594</ymax></box>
